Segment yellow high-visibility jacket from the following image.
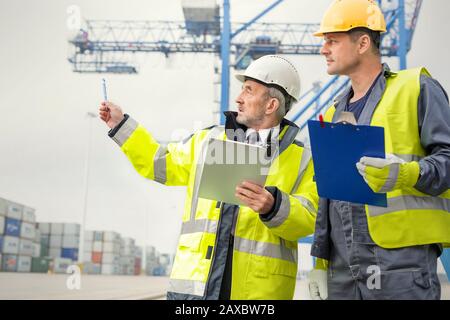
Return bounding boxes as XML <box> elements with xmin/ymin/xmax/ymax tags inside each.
<box><xmin>110</xmin><ymin>111</ymin><xmax>318</xmax><ymax>299</ymax></box>
<box><xmin>323</xmin><ymin>68</ymin><xmax>450</xmax><ymax>249</ymax></box>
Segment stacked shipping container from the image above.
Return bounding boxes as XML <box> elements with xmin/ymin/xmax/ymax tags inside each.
<box><xmin>0</xmin><ymin>198</ymin><xmax>37</xmax><ymax>272</ymax></box>
<box><xmin>1</xmin><ymin>197</ymin><xmax>154</xmax><ymax>277</ymax></box>
<box><xmin>83</xmin><ymin>231</ymin><xmax>142</xmax><ymax>275</ymax></box>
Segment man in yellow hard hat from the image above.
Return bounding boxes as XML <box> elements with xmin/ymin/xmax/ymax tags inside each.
<box><xmin>99</xmin><ymin>55</ymin><xmax>319</xmax><ymax>300</ymax></box>
<box><xmin>308</xmin><ymin>0</ymin><xmax>450</xmax><ymax>300</ymax></box>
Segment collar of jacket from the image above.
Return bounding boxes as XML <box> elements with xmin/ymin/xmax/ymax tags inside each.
<box><xmin>223</xmin><ymin>111</ymin><xmax>300</xmax><ymax>155</ymax></box>
<box><xmin>333</xmin><ymin>63</ymin><xmax>397</xmax><ymax>106</ymax></box>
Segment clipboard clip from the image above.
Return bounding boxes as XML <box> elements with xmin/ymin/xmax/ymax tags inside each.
<box><xmin>335</xmin><ymin>111</ymin><xmax>357</xmax><ymax>125</ymax></box>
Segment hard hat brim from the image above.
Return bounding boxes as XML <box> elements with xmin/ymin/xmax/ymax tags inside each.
<box><xmin>313</xmin><ymin>26</ymin><xmax>387</xmax><ymax>37</ymax></box>
<box><xmin>235</xmin><ymin>73</ymin><xmax>246</xmax><ymax>83</ymax></box>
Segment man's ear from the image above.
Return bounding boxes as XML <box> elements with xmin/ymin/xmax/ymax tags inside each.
<box><xmin>358</xmin><ymin>34</ymin><xmax>371</xmax><ymax>55</ymax></box>
<box><xmin>265</xmin><ymin>97</ymin><xmax>280</xmax><ymax>116</ymax></box>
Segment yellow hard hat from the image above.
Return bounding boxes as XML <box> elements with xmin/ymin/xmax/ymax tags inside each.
<box><xmin>314</xmin><ymin>0</ymin><xmax>387</xmax><ymax>37</ymax></box>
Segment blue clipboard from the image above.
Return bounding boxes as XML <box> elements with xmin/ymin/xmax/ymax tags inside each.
<box><xmin>308</xmin><ymin>120</ymin><xmax>387</xmax><ymax>207</ymax></box>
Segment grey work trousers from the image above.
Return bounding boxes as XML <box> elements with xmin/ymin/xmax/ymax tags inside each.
<box><xmin>327</xmin><ymin>200</ymin><xmax>441</xmax><ymax>300</ymax></box>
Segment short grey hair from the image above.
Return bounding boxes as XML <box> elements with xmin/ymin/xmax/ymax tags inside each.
<box><xmin>265</xmin><ymin>86</ymin><xmax>293</xmax><ymax>120</ymax></box>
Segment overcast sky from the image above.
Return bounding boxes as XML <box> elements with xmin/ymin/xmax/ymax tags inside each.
<box><xmin>0</xmin><ymin>0</ymin><xmax>448</xmax><ymax>254</ymax></box>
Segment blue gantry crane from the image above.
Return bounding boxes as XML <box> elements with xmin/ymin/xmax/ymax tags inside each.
<box><xmin>68</xmin><ymin>0</ymin><xmax>423</xmax><ymax>125</ymax></box>
<box><xmin>67</xmin><ymin>0</ymin><xmax>450</xmax><ymax>279</ymax></box>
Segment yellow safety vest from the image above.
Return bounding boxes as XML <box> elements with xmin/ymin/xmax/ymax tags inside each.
<box><xmin>118</xmin><ymin>118</ymin><xmax>318</xmax><ymax>299</ymax></box>
<box><xmin>324</xmin><ymin>67</ymin><xmax>450</xmax><ymax>249</ymax></box>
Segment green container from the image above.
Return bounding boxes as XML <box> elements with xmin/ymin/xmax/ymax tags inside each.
<box><xmin>31</xmin><ymin>257</ymin><xmax>51</xmax><ymax>273</ymax></box>
<box><xmin>40</xmin><ymin>235</ymin><xmax>50</xmax><ymax>247</ymax></box>
<box><xmin>40</xmin><ymin>245</ymin><xmax>49</xmax><ymax>257</ymax></box>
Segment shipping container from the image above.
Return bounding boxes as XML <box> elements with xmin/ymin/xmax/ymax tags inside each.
<box><xmin>82</xmin><ymin>251</ymin><xmax>92</xmax><ymax>263</ymax></box>
<box><xmin>159</xmin><ymin>253</ymin><xmax>171</xmax><ymax>266</ymax></box>
<box><xmin>2</xmin><ymin>236</ymin><xmax>19</xmax><ymax>254</ymax></box>
<box><xmin>93</xmin><ymin>231</ymin><xmax>103</xmax><ymax>242</ymax></box>
<box><xmin>81</xmin><ymin>261</ymin><xmax>93</xmax><ymax>274</ymax></box>
<box><xmin>83</xmin><ymin>240</ymin><xmax>93</xmax><ymax>251</ymax></box>
<box><xmin>40</xmin><ymin>245</ymin><xmax>49</xmax><ymax>257</ymax></box>
<box><xmin>49</xmin><ymin>234</ymin><xmax>62</xmax><ymax>248</ymax></box>
<box><xmin>102</xmin><ymin>253</ymin><xmax>119</xmax><ymax>264</ymax></box>
<box><xmin>63</xmin><ymin>223</ymin><xmax>80</xmax><ymax>235</ymax></box>
<box><xmin>134</xmin><ymin>246</ymin><xmax>143</xmax><ymax>258</ymax></box>
<box><xmin>20</xmin><ymin>222</ymin><xmax>36</xmax><ymax>240</ymax></box>
<box><xmin>134</xmin><ymin>265</ymin><xmax>141</xmax><ymax>275</ymax></box>
<box><xmin>101</xmin><ymin>263</ymin><xmax>119</xmax><ymax>275</ymax></box>
<box><xmin>92</xmin><ymin>252</ymin><xmax>102</xmax><ymax>264</ymax></box>
<box><xmin>6</xmin><ymin>202</ymin><xmax>23</xmax><ymax>220</ymax></box>
<box><xmin>146</xmin><ymin>246</ymin><xmax>156</xmax><ymax>257</ymax></box>
<box><xmin>1</xmin><ymin>254</ymin><xmax>17</xmax><ymax>272</ymax></box>
<box><xmin>40</xmin><ymin>234</ymin><xmax>50</xmax><ymax>247</ymax></box>
<box><xmin>152</xmin><ymin>266</ymin><xmax>167</xmax><ymax>276</ymax></box>
<box><xmin>0</xmin><ymin>216</ymin><xmax>4</xmax><ymax>235</ymax></box>
<box><xmin>126</xmin><ymin>266</ymin><xmax>134</xmax><ymax>275</ymax></box>
<box><xmin>122</xmin><ymin>237</ymin><xmax>135</xmax><ymax>246</ymax></box>
<box><xmin>93</xmin><ymin>241</ymin><xmax>103</xmax><ymax>252</ymax></box>
<box><xmin>120</xmin><ymin>256</ymin><xmax>134</xmax><ymax>265</ymax></box>
<box><xmin>84</xmin><ymin>230</ymin><xmax>94</xmax><ymax>241</ymax></box>
<box><xmin>0</xmin><ymin>198</ymin><xmax>7</xmax><ymax>215</ymax></box>
<box><xmin>31</xmin><ymin>257</ymin><xmax>51</xmax><ymax>273</ymax></box>
<box><xmin>4</xmin><ymin>218</ymin><xmax>20</xmax><ymax>237</ymax></box>
<box><xmin>49</xmin><ymin>247</ymin><xmax>61</xmax><ymax>258</ymax></box>
<box><xmin>17</xmin><ymin>255</ymin><xmax>32</xmax><ymax>272</ymax></box>
<box><xmin>120</xmin><ymin>246</ymin><xmax>135</xmax><ymax>256</ymax></box>
<box><xmin>91</xmin><ymin>263</ymin><xmax>102</xmax><ymax>275</ymax></box>
<box><xmin>82</xmin><ymin>262</ymin><xmax>101</xmax><ymax>274</ymax></box>
<box><xmin>37</xmin><ymin>223</ymin><xmax>51</xmax><ymax>235</ymax></box>
<box><xmin>135</xmin><ymin>257</ymin><xmax>142</xmax><ymax>268</ymax></box>
<box><xmin>61</xmin><ymin>248</ymin><xmax>78</xmax><ymax>261</ymax></box>
<box><xmin>103</xmin><ymin>231</ymin><xmax>120</xmax><ymax>243</ymax></box>
<box><xmin>62</xmin><ymin>235</ymin><xmax>79</xmax><ymax>248</ymax></box>
<box><xmin>19</xmin><ymin>239</ymin><xmax>33</xmax><ymax>256</ymax></box>
<box><xmin>103</xmin><ymin>241</ymin><xmax>120</xmax><ymax>253</ymax></box>
<box><xmin>22</xmin><ymin>207</ymin><xmax>36</xmax><ymax>223</ymax></box>
<box><xmin>50</xmin><ymin>223</ymin><xmax>64</xmax><ymax>235</ymax></box>
<box><xmin>34</xmin><ymin>229</ymin><xmax>41</xmax><ymax>243</ymax></box>
<box><xmin>120</xmin><ymin>265</ymin><xmax>134</xmax><ymax>275</ymax></box>
<box><xmin>52</xmin><ymin>257</ymin><xmax>72</xmax><ymax>274</ymax></box>
<box><xmin>32</xmin><ymin>243</ymin><xmax>41</xmax><ymax>258</ymax></box>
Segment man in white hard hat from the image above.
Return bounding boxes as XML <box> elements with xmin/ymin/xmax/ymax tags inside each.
<box><xmin>99</xmin><ymin>55</ymin><xmax>319</xmax><ymax>300</ymax></box>
<box><xmin>308</xmin><ymin>0</ymin><xmax>450</xmax><ymax>300</ymax></box>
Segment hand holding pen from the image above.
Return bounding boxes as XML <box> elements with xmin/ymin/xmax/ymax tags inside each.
<box><xmin>99</xmin><ymin>79</ymin><xmax>125</xmax><ymax>129</ymax></box>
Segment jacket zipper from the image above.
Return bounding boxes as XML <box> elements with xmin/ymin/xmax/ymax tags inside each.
<box><xmin>203</xmin><ymin>201</ymin><xmax>224</xmax><ymax>299</ymax></box>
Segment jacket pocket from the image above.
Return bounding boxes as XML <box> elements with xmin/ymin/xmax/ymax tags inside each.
<box><xmin>253</xmin><ymin>255</ymin><xmax>297</xmax><ymax>279</ymax></box>
<box><xmin>178</xmin><ymin>233</ymin><xmax>203</xmax><ymax>252</ymax></box>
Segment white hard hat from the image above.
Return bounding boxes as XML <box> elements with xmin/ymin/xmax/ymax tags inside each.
<box><xmin>235</xmin><ymin>55</ymin><xmax>301</xmax><ymax>102</ymax></box>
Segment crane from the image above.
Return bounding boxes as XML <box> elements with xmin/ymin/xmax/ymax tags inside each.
<box><xmin>67</xmin><ymin>0</ymin><xmax>423</xmax><ymax>126</ymax></box>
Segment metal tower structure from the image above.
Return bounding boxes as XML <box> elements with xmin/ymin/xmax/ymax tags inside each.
<box><xmin>67</xmin><ymin>0</ymin><xmax>423</xmax><ymax>126</ymax></box>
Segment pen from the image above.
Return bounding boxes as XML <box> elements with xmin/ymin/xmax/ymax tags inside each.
<box><xmin>319</xmin><ymin>114</ymin><xmax>325</xmax><ymax>128</ymax></box>
<box><xmin>102</xmin><ymin>78</ymin><xmax>108</xmax><ymax>101</ymax></box>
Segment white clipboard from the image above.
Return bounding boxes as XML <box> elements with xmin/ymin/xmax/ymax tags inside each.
<box><xmin>197</xmin><ymin>138</ymin><xmax>271</xmax><ymax>206</ymax></box>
